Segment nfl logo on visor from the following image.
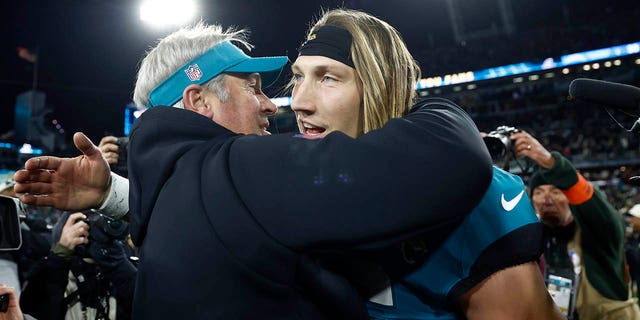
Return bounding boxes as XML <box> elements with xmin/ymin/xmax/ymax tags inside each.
<box><xmin>184</xmin><ymin>64</ymin><xmax>203</xmax><ymax>81</ymax></box>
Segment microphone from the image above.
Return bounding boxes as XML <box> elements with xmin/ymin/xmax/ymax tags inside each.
<box><xmin>569</xmin><ymin>78</ymin><xmax>640</xmax><ymax>110</ymax></box>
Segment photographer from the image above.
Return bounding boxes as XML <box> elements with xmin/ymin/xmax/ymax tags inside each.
<box><xmin>512</xmin><ymin>131</ymin><xmax>640</xmax><ymax>319</ymax></box>
<box><xmin>20</xmin><ymin>211</ymin><xmax>136</xmax><ymax>320</ymax></box>
<box><xmin>98</xmin><ymin>136</ymin><xmax>127</xmax><ymax>178</ymax></box>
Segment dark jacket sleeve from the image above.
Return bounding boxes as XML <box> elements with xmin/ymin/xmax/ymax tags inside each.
<box><xmin>228</xmin><ymin>98</ymin><xmax>493</xmax><ymax>250</ymax></box>
<box><xmin>19</xmin><ymin>251</ymin><xmax>71</xmax><ymax>320</ymax></box>
<box><xmin>89</xmin><ymin>239</ymin><xmax>137</xmax><ymax>316</ymax></box>
<box><xmin>108</xmin><ymin>261</ymin><xmax>136</xmax><ymax>320</ymax></box>
<box><xmin>538</xmin><ymin>151</ymin><xmax>628</xmax><ymax>300</ymax></box>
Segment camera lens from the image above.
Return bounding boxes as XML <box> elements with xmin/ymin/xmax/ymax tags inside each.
<box><xmin>483</xmin><ymin>135</ymin><xmax>508</xmax><ymax>159</ymax></box>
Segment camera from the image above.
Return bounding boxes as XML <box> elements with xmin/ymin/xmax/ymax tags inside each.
<box><xmin>0</xmin><ymin>294</ymin><xmax>8</xmax><ymax>312</ymax></box>
<box><xmin>483</xmin><ymin>126</ymin><xmax>520</xmax><ymax>160</ymax></box>
<box><xmin>75</xmin><ymin>211</ymin><xmax>129</xmax><ymax>258</ymax></box>
<box><xmin>110</xmin><ymin>136</ymin><xmax>129</xmax><ymax>177</ymax></box>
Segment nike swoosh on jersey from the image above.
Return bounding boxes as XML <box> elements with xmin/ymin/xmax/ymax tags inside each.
<box><xmin>501</xmin><ymin>190</ymin><xmax>525</xmax><ymax>211</ymax></box>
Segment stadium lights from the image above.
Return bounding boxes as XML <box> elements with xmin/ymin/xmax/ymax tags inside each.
<box><xmin>528</xmin><ymin>75</ymin><xmax>540</xmax><ymax>81</ymax></box>
<box><xmin>614</xmin><ymin>59</ymin><xmax>622</xmax><ymax>66</ymax></box>
<box><xmin>592</xmin><ymin>63</ymin><xmax>600</xmax><ymax>69</ymax></box>
<box><xmin>604</xmin><ymin>61</ymin><xmax>612</xmax><ymax>67</ymax></box>
<box><xmin>562</xmin><ymin>68</ymin><xmax>570</xmax><ymax>74</ymax></box>
<box><xmin>635</xmin><ymin>58</ymin><xmax>640</xmax><ymax>65</ymax></box>
<box><xmin>140</xmin><ymin>0</ymin><xmax>197</xmax><ymax>27</ymax></box>
<box><xmin>18</xmin><ymin>144</ymin><xmax>43</xmax><ymax>155</ymax></box>
<box><xmin>583</xmin><ymin>64</ymin><xmax>591</xmax><ymax>71</ymax></box>
<box><xmin>513</xmin><ymin>77</ymin><xmax>523</xmax><ymax>83</ymax></box>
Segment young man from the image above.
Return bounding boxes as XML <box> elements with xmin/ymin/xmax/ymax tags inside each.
<box><xmin>14</xmin><ymin>21</ymin><xmax>492</xmax><ymax>319</ymax></box>
<box><xmin>291</xmin><ymin>9</ymin><xmax>562</xmax><ymax>319</ymax></box>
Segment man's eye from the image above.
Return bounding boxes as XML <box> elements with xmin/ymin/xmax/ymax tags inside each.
<box><xmin>292</xmin><ymin>73</ymin><xmax>303</xmax><ymax>82</ymax></box>
<box><xmin>322</xmin><ymin>76</ymin><xmax>336</xmax><ymax>83</ymax></box>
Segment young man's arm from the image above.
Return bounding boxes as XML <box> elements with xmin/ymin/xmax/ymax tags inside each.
<box><xmin>460</xmin><ymin>262</ymin><xmax>565</xmax><ymax>320</ymax></box>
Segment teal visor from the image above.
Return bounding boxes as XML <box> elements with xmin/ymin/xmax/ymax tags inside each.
<box><xmin>146</xmin><ymin>40</ymin><xmax>288</xmax><ymax>108</ymax></box>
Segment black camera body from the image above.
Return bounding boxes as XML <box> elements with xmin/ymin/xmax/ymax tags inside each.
<box><xmin>0</xmin><ymin>293</ymin><xmax>8</xmax><ymax>312</ymax></box>
<box><xmin>483</xmin><ymin>125</ymin><xmax>520</xmax><ymax>160</ymax></box>
<box><xmin>75</xmin><ymin>212</ymin><xmax>129</xmax><ymax>258</ymax></box>
<box><xmin>110</xmin><ymin>136</ymin><xmax>129</xmax><ymax>177</ymax></box>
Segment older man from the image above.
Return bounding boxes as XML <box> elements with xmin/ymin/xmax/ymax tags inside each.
<box><xmin>512</xmin><ymin>130</ymin><xmax>640</xmax><ymax>320</ymax></box>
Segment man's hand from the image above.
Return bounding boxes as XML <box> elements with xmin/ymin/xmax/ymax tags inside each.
<box><xmin>0</xmin><ymin>285</ymin><xmax>23</xmax><ymax>320</ymax></box>
<box><xmin>510</xmin><ymin>131</ymin><xmax>556</xmax><ymax>169</ymax></box>
<box><xmin>13</xmin><ymin>132</ymin><xmax>112</xmax><ymax>211</ymax></box>
<box><xmin>59</xmin><ymin>212</ymin><xmax>90</xmax><ymax>250</ymax></box>
<box><xmin>99</xmin><ymin>136</ymin><xmax>119</xmax><ymax>165</ymax></box>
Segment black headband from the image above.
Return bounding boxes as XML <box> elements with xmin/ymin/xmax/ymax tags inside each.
<box><xmin>298</xmin><ymin>25</ymin><xmax>354</xmax><ymax>68</ymax></box>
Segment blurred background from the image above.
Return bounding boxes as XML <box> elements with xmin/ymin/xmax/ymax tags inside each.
<box><xmin>1</xmin><ymin>0</ymin><xmax>640</xmax><ymax>209</ymax></box>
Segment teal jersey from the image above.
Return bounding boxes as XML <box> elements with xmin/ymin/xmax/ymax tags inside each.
<box><xmin>368</xmin><ymin>167</ymin><xmax>544</xmax><ymax>319</ymax></box>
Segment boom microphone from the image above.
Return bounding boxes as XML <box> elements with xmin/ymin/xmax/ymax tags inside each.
<box><xmin>569</xmin><ymin>78</ymin><xmax>640</xmax><ymax>110</ymax></box>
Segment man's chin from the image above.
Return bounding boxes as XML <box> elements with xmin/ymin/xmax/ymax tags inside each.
<box><xmin>541</xmin><ymin>217</ymin><xmax>561</xmax><ymax>228</ymax></box>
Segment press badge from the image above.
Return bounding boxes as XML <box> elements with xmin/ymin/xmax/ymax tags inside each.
<box><xmin>546</xmin><ymin>248</ymin><xmax>580</xmax><ymax>319</ymax></box>
<box><xmin>547</xmin><ymin>274</ymin><xmax>574</xmax><ymax>316</ymax></box>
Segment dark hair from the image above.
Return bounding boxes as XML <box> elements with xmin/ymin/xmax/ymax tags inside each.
<box><xmin>528</xmin><ymin>171</ymin><xmax>551</xmax><ymax>195</ymax></box>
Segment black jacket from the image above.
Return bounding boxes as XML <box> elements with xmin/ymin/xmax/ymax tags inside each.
<box><xmin>128</xmin><ymin>98</ymin><xmax>493</xmax><ymax>319</ymax></box>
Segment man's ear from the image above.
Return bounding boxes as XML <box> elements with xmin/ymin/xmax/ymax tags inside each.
<box><xmin>182</xmin><ymin>84</ymin><xmax>214</xmax><ymax>118</ymax></box>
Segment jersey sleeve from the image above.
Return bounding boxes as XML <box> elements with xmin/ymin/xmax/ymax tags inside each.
<box><xmin>400</xmin><ymin>167</ymin><xmax>544</xmax><ymax>307</ymax></box>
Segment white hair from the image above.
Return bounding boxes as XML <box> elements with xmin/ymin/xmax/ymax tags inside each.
<box><xmin>133</xmin><ymin>22</ymin><xmax>251</xmax><ymax>109</ymax></box>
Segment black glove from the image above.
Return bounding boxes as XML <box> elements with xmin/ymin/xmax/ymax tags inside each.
<box><xmin>88</xmin><ymin>239</ymin><xmax>127</xmax><ymax>269</ymax></box>
<box><xmin>88</xmin><ymin>239</ymin><xmax>136</xmax><ymax>285</ymax></box>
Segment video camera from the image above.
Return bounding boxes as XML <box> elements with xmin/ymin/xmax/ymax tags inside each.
<box><xmin>483</xmin><ymin>125</ymin><xmax>520</xmax><ymax>161</ymax></box>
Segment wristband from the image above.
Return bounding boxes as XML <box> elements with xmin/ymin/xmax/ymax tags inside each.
<box><xmin>97</xmin><ymin>172</ymin><xmax>129</xmax><ymax>218</ymax></box>
<box><xmin>561</xmin><ymin>173</ymin><xmax>594</xmax><ymax>205</ymax></box>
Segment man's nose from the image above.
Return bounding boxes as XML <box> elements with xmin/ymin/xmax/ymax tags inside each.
<box><xmin>290</xmin><ymin>80</ymin><xmax>315</xmax><ymax>114</ymax></box>
<box><xmin>259</xmin><ymin>94</ymin><xmax>277</xmax><ymax>115</ymax></box>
